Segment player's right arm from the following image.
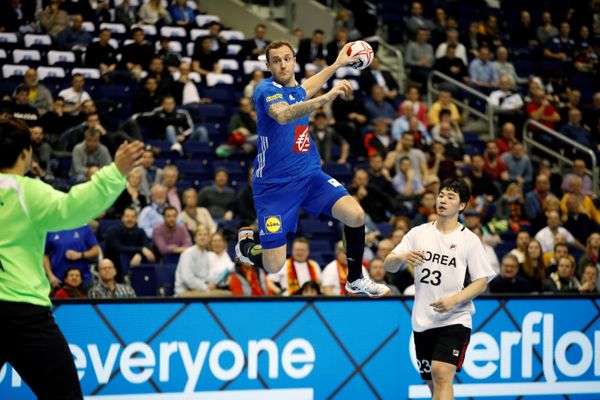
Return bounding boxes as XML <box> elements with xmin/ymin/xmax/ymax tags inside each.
<box><xmin>26</xmin><ymin>141</ymin><xmax>144</xmax><ymax>232</ymax></box>
<box><xmin>267</xmin><ymin>80</ymin><xmax>353</xmax><ymax>125</ymax></box>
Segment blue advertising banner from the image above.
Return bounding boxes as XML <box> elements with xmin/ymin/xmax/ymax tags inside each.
<box><xmin>1</xmin><ymin>297</ymin><xmax>599</xmax><ymax>399</ymax></box>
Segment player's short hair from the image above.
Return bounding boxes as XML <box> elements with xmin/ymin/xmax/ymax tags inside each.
<box><xmin>265</xmin><ymin>40</ymin><xmax>295</xmax><ymax>63</ymax></box>
<box><xmin>0</xmin><ymin>119</ymin><xmax>31</xmax><ymax>169</ymax></box>
<box><xmin>439</xmin><ymin>178</ymin><xmax>471</xmax><ymax>206</ymax></box>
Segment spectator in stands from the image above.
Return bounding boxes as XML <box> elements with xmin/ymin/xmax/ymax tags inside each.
<box><xmin>121</xmin><ymin>28</ymin><xmax>155</xmax><ymax>79</ymax></box>
<box><xmin>367</xmin><ymin>153</ymin><xmax>395</xmax><ymax>196</ymax></box>
<box><xmin>472</xmin><ymin>225</ymin><xmax>500</xmax><ymax>274</ymax></box>
<box><xmin>111</xmin><ymin>168</ymin><xmax>147</xmax><ymax>217</ymax></box>
<box><xmin>585</xmin><ymin>92</ymin><xmax>600</xmax><ymax>130</ymax></box>
<box><xmin>494</xmin><ymin>182</ymin><xmax>526</xmax><ymax>230</ymax></box>
<box><xmin>208</xmin><ymin>232</ymin><xmax>235</xmax><ymax>286</ymax></box>
<box><xmin>172</xmin><ymin>62</ymin><xmax>207</xmax><ymax>105</ymax></box>
<box><xmin>161</xmin><ymin>165</ymin><xmax>181</xmax><ymax>212</ymax></box>
<box><xmin>181</xmin><ymin>188</ymin><xmax>217</xmax><ymax>235</ymax></box>
<box><xmin>364</xmin><ymin>85</ymin><xmax>396</xmax><ymax>124</ymax></box>
<box><xmin>322</xmin><ymin>241</ymin><xmax>368</xmax><ymax>296</ymax></box>
<box><xmin>574</xmin><ymin>26</ymin><xmax>598</xmax><ymax>75</ymax></box>
<box><xmin>479</xmin><ymin>14</ymin><xmax>503</xmax><ymax>51</ymax></box>
<box><xmin>392</xmin><ymin>156</ymin><xmax>425</xmax><ymax>197</ymax></box>
<box><xmin>496</xmin><ymin>46</ymin><xmax>521</xmax><ymax>87</ymax></box>
<box><xmin>489</xmin><ymin>254</ymin><xmax>531</xmax><ymax>293</ymax></box>
<box><xmin>561</xmin><ymin>159</ymin><xmax>593</xmax><ymax>198</ymax></box>
<box><xmin>464</xmin><ymin>21</ymin><xmax>483</xmax><ymax>59</ymax></box>
<box><xmin>39</xmin><ymin>97</ymin><xmax>68</xmax><ymax>148</ymax></box>
<box><xmin>206</xmin><ymin>21</ymin><xmax>227</xmax><ymax>56</ymax></box>
<box><xmin>296</xmin><ymin>29</ymin><xmax>326</xmax><ymax>68</ymax></box>
<box><xmin>268</xmin><ymin>237</ymin><xmax>321</xmax><ymax>296</ymax></box>
<box><xmin>579</xmin><ymin>233</ymin><xmax>600</xmax><ymax>275</ymax></box>
<box><xmin>69</xmin><ymin>129</ymin><xmax>112</xmax><ymax>182</ymax></box>
<box><xmin>30</xmin><ymin>125</ymin><xmax>53</xmax><ymax>179</ymax></box>
<box><xmin>229</xmin><ymin>261</ymin><xmax>275</xmax><ymax>296</ymax></box>
<box><xmin>61</xmin><ymin>112</ymin><xmax>112</xmax><ymax>151</ymax></box>
<box><xmin>326</xmin><ymin>28</ymin><xmax>349</xmax><ymax>66</ymax></box>
<box><xmin>300</xmin><ymin>281</ymin><xmax>321</xmax><ymax>296</ymax></box>
<box><xmin>243</xmin><ymin>70</ymin><xmax>264</xmax><ymax>98</ymax></box>
<box><xmin>134</xmin><ymin>77</ymin><xmax>162</xmax><ymax>113</ymax></box>
<box><xmin>175</xmin><ymin>225</ymin><xmax>230</xmax><ymax>296</ymax></box>
<box><xmin>105</xmin><ymin>207</ymin><xmax>155</xmax><ymax>277</ymax></box>
<box><xmin>536</xmin><ymin>11</ymin><xmax>559</xmax><ymax>45</ymax></box>
<box><xmin>496</xmin><ymin>122</ymin><xmax>518</xmax><ymax>155</ymax></box>
<box><xmin>526</xmin><ymin>88</ymin><xmax>560</xmax><ymax>132</ymax></box>
<box><xmin>543</xmin><ymin>22</ymin><xmax>576</xmax><ymax>64</ymax></box>
<box><xmin>12</xmin><ymin>85</ymin><xmax>39</xmax><ymax>123</ymax></box>
<box><xmin>467</xmin><ymin>154</ymin><xmax>499</xmax><ymax>201</ymax></box>
<box><xmin>168</xmin><ymin>0</ymin><xmax>196</xmax><ymax>29</ymax></box>
<box><xmin>535</xmin><ymin>210</ymin><xmax>582</xmax><ymax>253</ymax></box>
<box><xmin>431</xmin><ymin>7</ymin><xmax>448</xmax><ymax>46</ymax></box>
<box><xmin>511</xmin><ymin>10</ymin><xmax>538</xmax><ymax>49</ymax></box>
<box><xmin>331</xmin><ymin>93</ymin><xmax>368</xmax><ymax>157</ymax></box>
<box><xmin>404</xmin><ymin>1</ymin><xmax>434</xmax><ymax>40</ymax></box>
<box><xmin>85</xmin><ymin>28</ymin><xmax>118</xmax><ymax>77</ymax></box>
<box><xmin>53</xmin><ymin>268</ymin><xmax>86</xmax><ymax>299</ymax></box>
<box><xmin>360</xmin><ymin>57</ymin><xmax>399</xmax><ymax>100</ymax></box>
<box><xmin>544</xmin><ymin>242</ymin><xmax>571</xmax><ymax>273</ymax></box>
<box><xmin>157</xmin><ymin>37</ymin><xmax>182</xmax><ymax>72</ymax></box>
<box><xmin>139</xmin><ymin>149</ymin><xmax>162</xmax><ymax>200</ymax></box>
<box><xmin>579</xmin><ymin>264</ymin><xmax>598</xmax><ymax>293</ymax></box>
<box><xmin>232</xmin><ymin>168</ymin><xmax>256</xmax><ymax>226</ymax></box>
<box><xmin>563</xmin><ymin>195</ymin><xmax>595</xmax><ymax>244</ymax></box>
<box><xmin>44</xmin><ymin>226</ymin><xmax>100</xmax><ymax>291</ymax></box>
<box><xmin>519</xmin><ymin>239</ymin><xmax>546</xmax><ymax>291</ymax></box>
<box><xmin>386</xmin><ymin>130</ymin><xmax>429</xmax><ymax>179</ymax></box>
<box><xmin>489</xmin><ymin>75</ymin><xmax>524</xmax><ymax>114</ymax></box>
<box><xmin>405</xmin><ymin>28</ymin><xmax>434</xmax><ymax>86</ymax></box>
<box><xmin>433</xmin><ymin>44</ymin><xmax>468</xmax><ymax>85</ymax></box>
<box><xmin>139</xmin><ymin>183</ymin><xmax>169</xmax><ymax>238</ymax></box>
<box><xmin>500</xmin><ymin>142</ymin><xmax>533</xmax><ymax>186</ymax></box>
<box><xmin>88</xmin><ymin>259</ymin><xmax>136</xmax><ymax>299</ymax></box>
<box><xmin>427</xmin><ymin>141</ymin><xmax>457</xmax><ymax>182</ymax></box>
<box><xmin>153</xmin><ymin>206</ymin><xmax>191</xmax><ymax>259</ymax></box>
<box><xmin>510</xmin><ymin>231</ymin><xmax>530</xmax><ymax>264</ymax></box>
<box><xmin>431</xmin><ymin>118</ymin><xmax>464</xmax><ymax>161</ymax></box>
<box><xmin>138</xmin><ymin>0</ymin><xmax>171</xmax><ymax>26</ymax></box>
<box><xmin>427</xmin><ymin>90</ymin><xmax>460</xmax><ymax>127</ymax></box>
<box><xmin>224</xmin><ymin>97</ymin><xmax>258</xmax><ymax>154</ymax></box>
<box><xmin>56</xmin><ymin>14</ymin><xmax>92</xmax><ymax>52</ymax></box>
<box><xmin>139</xmin><ymin>95</ymin><xmax>207</xmax><ymax>155</ymax></box>
<box><xmin>469</xmin><ymin>47</ymin><xmax>499</xmax><ymax>91</ymax></box>
<box><xmin>560</xmin><ymin>109</ymin><xmax>599</xmax><ymax>158</ymax></box>
<box><xmin>435</xmin><ymin>29</ymin><xmax>468</xmax><ymax>65</ymax></box>
<box><xmin>58</xmin><ymin>74</ymin><xmax>91</xmax><ymax>117</ymax></box>
<box><xmin>348</xmin><ymin>169</ymin><xmax>394</xmax><ymax>223</ymax></box>
<box><xmin>245</xmin><ymin>24</ymin><xmax>270</xmax><ymax>60</ymax></box>
<box><xmin>399</xmin><ymin>86</ymin><xmax>428</xmax><ymax>127</ymax></box>
<box><xmin>198</xmin><ymin>168</ymin><xmax>235</xmax><ymax>222</ymax></box>
<box><xmin>543</xmin><ymin>256</ymin><xmax>580</xmax><ymax>292</ymax></box>
<box><xmin>311</xmin><ymin>112</ymin><xmax>349</xmax><ymax>163</ymax></box>
<box><xmin>560</xmin><ymin>175</ymin><xmax>599</xmax><ymax>224</ymax></box>
<box><xmin>364</xmin><ymin>118</ymin><xmax>394</xmax><ymax>158</ymax></box>
<box><xmin>115</xmin><ymin>0</ymin><xmax>137</xmax><ymax>28</ymax></box>
<box><xmin>525</xmin><ymin>173</ymin><xmax>554</xmax><ymax>222</ymax></box>
<box><xmin>22</xmin><ymin>69</ymin><xmax>53</xmax><ymax>116</ymax></box>
<box><xmin>412</xmin><ymin>191</ymin><xmax>437</xmax><ymax>225</ymax></box>
<box><xmin>559</xmin><ymin>89</ymin><xmax>581</xmax><ymax>124</ymax></box>
<box><xmin>147</xmin><ymin>57</ymin><xmax>174</xmax><ymax>97</ymax></box>
<box><xmin>192</xmin><ymin>36</ymin><xmax>223</xmax><ymax>75</ymax></box>
<box><xmin>483</xmin><ymin>140</ymin><xmax>509</xmax><ymax>183</ymax></box>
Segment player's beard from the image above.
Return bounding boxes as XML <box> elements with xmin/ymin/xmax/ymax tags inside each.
<box><xmin>276</xmin><ymin>69</ymin><xmax>294</xmax><ymax>86</ymax></box>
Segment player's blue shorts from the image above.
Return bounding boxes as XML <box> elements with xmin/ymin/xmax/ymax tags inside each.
<box><xmin>254</xmin><ymin>170</ymin><xmax>349</xmax><ymax>249</ymax></box>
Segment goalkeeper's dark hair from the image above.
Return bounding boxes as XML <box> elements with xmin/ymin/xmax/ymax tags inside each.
<box><xmin>0</xmin><ymin>118</ymin><xmax>31</xmax><ymax>169</ymax></box>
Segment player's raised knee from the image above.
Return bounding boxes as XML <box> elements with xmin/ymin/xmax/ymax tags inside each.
<box><xmin>346</xmin><ymin>206</ymin><xmax>365</xmax><ymax>227</ymax></box>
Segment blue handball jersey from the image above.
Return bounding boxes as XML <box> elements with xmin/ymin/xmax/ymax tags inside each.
<box><xmin>253</xmin><ymin>78</ymin><xmax>321</xmax><ymax>184</ymax></box>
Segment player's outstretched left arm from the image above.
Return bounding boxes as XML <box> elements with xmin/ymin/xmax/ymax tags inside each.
<box><xmin>301</xmin><ymin>42</ymin><xmax>359</xmax><ymax>99</ymax></box>
<box><xmin>430</xmin><ymin>277</ymin><xmax>488</xmax><ymax>313</ymax></box>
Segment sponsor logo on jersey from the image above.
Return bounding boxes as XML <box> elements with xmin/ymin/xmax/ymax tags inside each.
<box><xmin>450</xmin><ymin>244</ymin><xmax>457</xmax><ymax>250</ymax></box>
<box><xmin>272</xmin><ymin>81</ymin><xmax>282</xmax><ymax>88</ymax></box>
<box><xmin>422</xmin><ymin>251</ymin><xmax>456</xmax><ymax>267</ymax></box>
<box><xmin>265</xmin><ymin>216</ymin><xmax>282</xmax><ymax>234</ymax></box>
<box><xmin>294</xmin><ymin>125</ymin><xmax>311</xmax><ymax>153</ymax></box>
<box><xmin>266</xmin><ymin>93</ymin><xmax>283</xmax><ymax>103</ymax></box>
<box><xmin>289</xmin><ymin>94</ymin><xmax>295</xmax><ymax>101</ymax></box>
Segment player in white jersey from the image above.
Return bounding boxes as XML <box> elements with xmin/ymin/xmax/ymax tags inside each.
<box><xmin>384</xmin><ymin>179</ymin><xmax>495</xmax><ymax>400</ymax></box>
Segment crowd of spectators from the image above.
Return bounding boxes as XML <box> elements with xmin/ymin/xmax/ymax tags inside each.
<box><xmin>1</xmin><ymin>0</ymin><xmax>599</xmax><ymax>298</ymax></box>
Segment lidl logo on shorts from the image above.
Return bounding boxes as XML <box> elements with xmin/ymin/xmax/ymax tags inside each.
<box><xmin>265</xmin><ymin>216</ymin><xmax>283</xmax><ymax>234</ymax></box>
<box><xmin>266</xmin><ymin>93</ymin><xmax>283</xmax><ymax>103</ymax></box>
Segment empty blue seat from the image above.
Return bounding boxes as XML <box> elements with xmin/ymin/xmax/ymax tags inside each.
<box><xmin>156</xmin><ymin>264</ymin><xmax>177</xmax><ymax>297</ymax></box>
<box><xmin>375</xmin><ymin>222</ymin><xmax>393</xmax><ymax>238</ymax></box>
<box><xmin>98</xmin><ymin>219</ymin><xmax>121</xmax><ymax>239</ymax></box>
<box><xmin>131</xmin><ymin>265</ymin><xmax>157</xmax><ymax>296</ymax></box>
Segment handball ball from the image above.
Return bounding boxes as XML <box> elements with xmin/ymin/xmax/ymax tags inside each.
<box><xmin>346</xmin><ymin>40</ymin><xmax>374</xmax><ymax>70</ymax></box>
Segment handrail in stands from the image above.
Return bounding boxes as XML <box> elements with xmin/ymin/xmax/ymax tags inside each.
<box><xmin>522</xmin><ymin>118</ymin><xmax>599</xmax><ymax>196</ymax></box>
<box><xmin>426</xmin><ymin>70</ymin><xmax>496</xmax><ymax>138</ymax></box>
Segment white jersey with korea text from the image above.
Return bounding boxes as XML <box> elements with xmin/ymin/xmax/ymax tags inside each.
<box><xmin>392</xmin><ymin>221</ymin><xmax>496</xmax><ymax>332</ymax></box>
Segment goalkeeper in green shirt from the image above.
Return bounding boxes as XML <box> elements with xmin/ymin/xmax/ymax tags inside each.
<box><xmin>0</xmin><ymin>118</ymin><xmax>144</xmax><ymax>399</ymax></box>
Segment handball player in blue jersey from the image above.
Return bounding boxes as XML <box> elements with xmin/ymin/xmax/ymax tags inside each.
<box><xmin>235</xmin><ymin>40</ymin><xmax>390</xmax><ymax>297</ymax></box>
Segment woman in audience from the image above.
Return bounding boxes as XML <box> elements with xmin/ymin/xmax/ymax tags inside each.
<box><xmin>543</xmin><ymin>256</ymin><xmax>580</xmax><ymax>292</ymax></box>
<box><xmin>579</xmin><ymin>264</ymin><xmax>598</xmax><ymax>293</ymax></box>
<box><xmin>229</xmin><ymin>262</ymin><xmax>277</xmax><ymax>296</ymax></box>
<box><xmin>519</xmin><ymin>239</ymin><xmax>546</xmax><ymax>292</ymax></box>
<box><xmin>138</xmin><ymin>0</ymin><xmax>171</xmax><ymax>26</ymax></box>
<box><xmin>180</xmin><ymin>188</ymin><xmax>217</xmax><ymax>235</ymax></box>
<box><xmin>578</xmin><ymin>232</ymin><xmax>600</xmax><ymax>276</ymax></box>
<box><xmin>111</xmin><ymin>167</ymin><xmax>147</xmax><ymax>217</ymax></box>
<box><xmin>207</xmin><ymin>232</ymin><xmax>235</xmax><ymax>287</ymax></box>
<box><xmin>54</xmin><ymin>268</ymin><xmax>86</xmax><ymax>299</ymax></box>
<box><xmin>243</xmin><ymin>70</ymin><xmax>265</xmax><ymax>98</ymax></box>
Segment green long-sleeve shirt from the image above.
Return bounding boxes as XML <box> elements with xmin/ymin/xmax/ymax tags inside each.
<box><xmin>0</xmin><ymin>163</ymin><xmax>126</xmax><ymax>307</ymax></box>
